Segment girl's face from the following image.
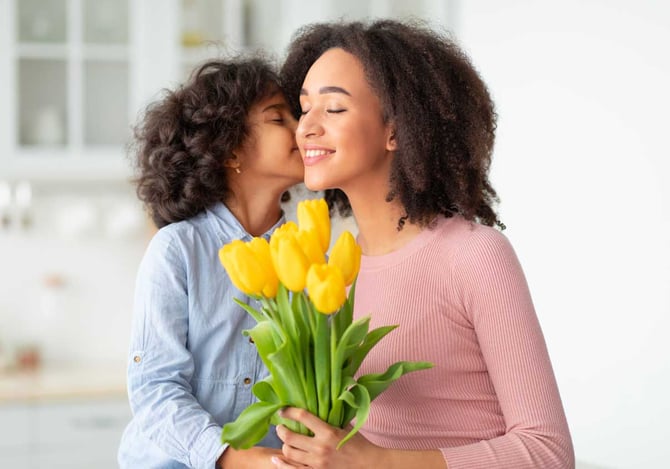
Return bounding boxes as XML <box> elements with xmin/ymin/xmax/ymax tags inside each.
<box><xmin>297</xmin><ymin>48</ymin><xmax>396</xmax><ymax>193</ymax></box>
<box><xmin>235</xmin><ymin>91</ymin><xmax>303</xmax><ymax>189</ymax></box>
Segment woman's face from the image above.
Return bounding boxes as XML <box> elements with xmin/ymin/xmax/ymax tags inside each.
<box><xmin>297</xmin><ymin>48</ymin><xmax>396</xmax><ymax>193</ymax></box>
<box><xmin>235</xmin><ymin>91</ymin><xmax>303</xmax><ymax>189</ymax></box>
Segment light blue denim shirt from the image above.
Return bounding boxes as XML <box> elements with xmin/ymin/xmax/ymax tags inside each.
<box><xmin>118</xmin><ymin>202</ymin><xmax>283</xmax><ymax>469</ymax></box>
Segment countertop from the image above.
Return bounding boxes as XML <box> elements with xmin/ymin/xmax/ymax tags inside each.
<box><xmin>0</xmin><ymin>365</ymin><xmax>127</xmax><ymax>403</ymax></box>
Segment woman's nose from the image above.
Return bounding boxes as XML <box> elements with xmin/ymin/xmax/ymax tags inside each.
<box><xmin>297</xmin><ymin>111</ymin><xmax>322</xmax><ymax>139</ymax></box>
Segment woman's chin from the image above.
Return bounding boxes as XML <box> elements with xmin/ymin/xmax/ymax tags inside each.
<box><xmin>303</xmin><ymin>175</ymin><xmax>333</xmax><ymax>192</ymax></box>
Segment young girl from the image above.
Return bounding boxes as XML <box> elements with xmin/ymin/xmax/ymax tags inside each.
<box><xmin>273</xmin><ymin>20</ymin><xmax>574</xmax><ymax>468</ymax></box>
<box><xmin>117</xmin><ymin>57</ymin><xmax>303</xmax><ymax>469</ymax></box>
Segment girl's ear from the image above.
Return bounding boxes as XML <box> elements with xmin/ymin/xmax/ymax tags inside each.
<box><xmin>385</xmin><ymin>124</ymin><xmax>398</xmax><ymax>152</ymax></box>
<box><xmin>224</xmin><ymin>153</ymin><xmax>242</xmax><ymax>172</ymax></box>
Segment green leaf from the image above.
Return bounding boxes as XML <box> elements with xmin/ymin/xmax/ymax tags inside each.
<box><xmin>268</xmin><ymin>338</ymin><xmax>308</xmax><ymax>409</ymax></box>
<box><xmin>233</xmin><ymin>298</ymin><xmax>265</xmax><ymax>323</ymax></box>
<box><xmin>343</xmin><ymin>325</ymin><xmax>398</xmax><ymax>377</ymax></box>
<box><xmin>334</xmin><ymin>316</ymin><xmax>370</xmax><ymax>368</ymax></box>
<box><xmin>333</xmin><ymin>280</ymin><xmax>355</xmax><ymax>338</ymax></box>
<box><xmin>335</xmin><ymin>376</ymin><xmax>360</xmax><ymax>426</ymax></box>
<box><xmin>221</xmin><ymin>401</ymin><xmax>283</xmax><ymax>449</ymax></box>
<box><xmin>252</xmin><ymin>378</ymin><xmax>281</xmax><ymax>404</ymax></box>
<box><xmin>357</xmin><ymin>360</ymin><xmax>433</xmax><ymax>401</ymax></box>
<box><xmin>291</xmin><ymin>291</ymin><xmax>310</xmax><ymax>342</ymax></box>
<box><xmin>244</xmin><ymin>321</ymin><xmax>281</xmax><ymax>373</ymax></box>
<box><xmin>337</xmin><ymin>383</ymin><xmax>371</xmax><ymax>449</ymax></box>
<box><xmin>276</xmin><ymin>284</ymin><xmax>296</xmax><ymax>336</ymax></box>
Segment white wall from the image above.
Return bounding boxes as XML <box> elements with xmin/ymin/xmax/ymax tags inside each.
<box><xmin>454</xmin><ymin>2</ymin><xmax>670</xmax><ymax>468</ymax></box>
<box><xmin>0</xmin><ymin>184</ymin><xmax>148</xmax><ymax>368</ymax></box>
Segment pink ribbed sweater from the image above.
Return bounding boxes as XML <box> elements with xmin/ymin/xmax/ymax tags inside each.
<box><xmin>354</xmin><ymin>216</ymin><xmax>574</xmax><ymax>468</ymax></box>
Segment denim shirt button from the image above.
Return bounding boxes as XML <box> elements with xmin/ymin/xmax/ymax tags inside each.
<box><xmin>243</xmin><ymin>377</ymin><xmax>252</xmax><ymax>385</ymax></box>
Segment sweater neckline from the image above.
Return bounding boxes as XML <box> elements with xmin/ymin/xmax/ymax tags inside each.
<box><xmin>359</xmin><ymin>216</ymin><xmax>456</xmax><ymax>271</ymax></box>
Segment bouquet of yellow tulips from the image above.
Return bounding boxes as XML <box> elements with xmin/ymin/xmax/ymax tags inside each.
<box><xmin>218</xmin><ymin>198</ymin><xmax>432</xmax><ymax>449</ymax></box>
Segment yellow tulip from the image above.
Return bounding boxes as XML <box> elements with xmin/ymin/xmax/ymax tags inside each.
<box><xmin>247</xmin><ymin>237</ymin><xmax>278</xmax><ymax>298</ymax></box>
<box><xmin>328</xmin><ymin>231</ymin><xmax>362</xmax><ymax>286</ymax></box>
<box><xmin>306</xmin><ymin>264</ymin><xmax>346</xmax><ymax>314</ymax></box>
<box><xmin>297</xmin><ymin>199</ymin><xmax>331</xmax><ymax>253</ymax></box>
<box><xmin>219</xmin><ymin>240</ymin><xmax>267</xmax><ymax>296</ymax></box>
<box><xmin>270</xmin><ymin>228</ymin><xmax>310</xmax><ymax>292</ymax></box>
<box><xmin>295</xmin><ymin>229</ymin><xmax>326</xmax><ymax>265</ymax></box>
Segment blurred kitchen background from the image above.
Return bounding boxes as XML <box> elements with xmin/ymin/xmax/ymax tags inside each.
<box><xmin>0</xmin><ymin>0</ymin><xmax>668</xmax><ymax>468</ymax></box>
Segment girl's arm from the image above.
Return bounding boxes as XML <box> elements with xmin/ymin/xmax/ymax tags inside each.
<box><xmin>126</xmin><ymin>231</ymin><xmax>227</xmax><ymax>468</ymax></box>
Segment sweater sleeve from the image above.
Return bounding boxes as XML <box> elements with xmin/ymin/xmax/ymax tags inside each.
<box><xmin>441</xmin><ymin>227</ymin><xmax>574</xmax><ymax>469</ymax></box>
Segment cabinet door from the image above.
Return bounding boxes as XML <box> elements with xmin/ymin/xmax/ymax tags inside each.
<box><xmin>0</xmin><ymin>403</ymin><xmax>33</xmax><ymax>449</ymax></box>
<box><xmin>0</xmin><ymin>404</ymin><xmax>34</xmax><ymax>468</ymax></box>
<box><xmin>35</xmin><ymin>397</ymin><xmax>132</xmax><ymax>468</ymax></box>
<box><xmin>3</xmin><ymin>0</ymin><xmax>135</xmax><ymax>181</ymax></box>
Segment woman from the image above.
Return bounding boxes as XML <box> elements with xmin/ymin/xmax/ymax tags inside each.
<box><xmin>117</xmin><ymin>57</ymin><xmax>303</xmax><ymax>468</ymax></box>
<box><xmin>273</xmin><ymin>20</ymin><xmax>574</xmax><ymax>468</ymax></box>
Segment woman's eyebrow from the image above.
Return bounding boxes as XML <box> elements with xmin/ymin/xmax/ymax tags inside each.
<box><xmin>300</xmin><ymin>86</ymin><xmax>352</xmax><ymax>96</ymax></box>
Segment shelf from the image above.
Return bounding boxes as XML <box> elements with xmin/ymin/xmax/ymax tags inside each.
<box><xmin>16</xmin><ymin>43</ymin><xmax>69</xmax><ymax>60</ymax></box>
<box><xmin>5</xmin><ymin>147</ymin><xmax>132</xmax><ymax>182</ymax></box>
<box><xmin>82</xmin><ymin>45</ymin><xmax>131</xmax><ymax>61</ymax></box>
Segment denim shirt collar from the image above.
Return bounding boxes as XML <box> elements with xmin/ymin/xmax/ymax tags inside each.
<box><xmin>206</xmin><ymin>201</ymin><xmax>286</xmax><ymax>244</ymax></box>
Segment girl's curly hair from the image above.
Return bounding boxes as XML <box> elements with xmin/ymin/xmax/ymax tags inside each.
<box><xmin>280</xmin><ymin>19</ymin><xmax>503</xmax><ymax>228</ymax></box>
<box><xmin>131</xmin><ymin>57</ymin><xmax>281</xmax><ymax>228</ymax></box>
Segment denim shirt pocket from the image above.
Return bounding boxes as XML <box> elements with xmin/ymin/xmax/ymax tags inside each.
<box><xmin>191</xmin><ymin>376</ymin><xmax>256</xmax><ymax>425</ymax></box>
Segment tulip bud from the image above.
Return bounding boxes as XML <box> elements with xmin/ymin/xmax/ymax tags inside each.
<box><xmin>306</xmin><ymin>264</ymin><xmax>347</xmax><ymax>314</ymax></box>
<box><xmin>295</xmin><ymin>229</ymin><xmax>326</xmax><ymax>265</ymax></box>
<box><xmin>219</xmin><ymin>240</ymin><xmax>267</xmax><ymax>296</ymax></box>
<box><xmin>270</xmin><ymin>229</ymin><xmax>310</xmax><ymax>292</ymax></box>
<box><xmin>297</xmin><ymin>199</ymin><xmax>330</xmax><ymax>253</ymax></box>
<box><xmin>328</xmin><ymin>231</ymin><xmax>361</xmax><ymax>286</ymax></box>
<box><xmin>247</xmin><ymin>237</ymin><xmax>278</xmax><ymax>298</ymax></box>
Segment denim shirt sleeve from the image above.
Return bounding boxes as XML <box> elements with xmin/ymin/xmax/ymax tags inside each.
<box><xmin>126</xmin><ymin>229</ymin><xmax>225</xmax><ymax>469</ymax></box>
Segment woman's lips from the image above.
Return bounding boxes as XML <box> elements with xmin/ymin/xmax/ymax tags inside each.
<box><xmin>303</xmin><ymin>147</ymin><xmax>334</xmax><ymax>166</ymax></box>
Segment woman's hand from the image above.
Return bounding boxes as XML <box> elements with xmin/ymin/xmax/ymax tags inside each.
<box><xmin>271</xmin><ymin>407</ymin><xmax>386</xmax><ymax>469</ymax></box>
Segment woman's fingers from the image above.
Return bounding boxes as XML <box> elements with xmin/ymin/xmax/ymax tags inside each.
<box><xmin>277</xmin><ymin>408</ymin><xmax>345</xmax><ymax>449</ymax></box>
<box><xmin>279</xmin><ymin>407</ymin><xmax>331</xmax><ymax>433</ymax></box>
<box><xmin>275</xmin><ymin>407</ymin><xmax>351</xmax><ymax>468</ymax></box>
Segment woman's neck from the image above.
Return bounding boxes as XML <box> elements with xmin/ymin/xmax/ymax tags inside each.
<box><xmin>347</xmin><ymin>191</ymin><xmax>423</xmax><ymax>256</ymax></box>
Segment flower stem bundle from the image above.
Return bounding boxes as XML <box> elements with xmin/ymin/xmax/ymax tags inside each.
<box><xmin>218</xmin><ymin>199</ymin><xmax>433</xmax><ymax>449</ymax></box>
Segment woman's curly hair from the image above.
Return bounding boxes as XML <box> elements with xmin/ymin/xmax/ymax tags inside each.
<box><xmin>131</xmin><ymin>57</ymin><xmax>281</xmax><ymax>228</ymax></box>
<box><xmin>280</xmin><ymin>19</ymin><xmax>503</xmax><ymax>228</ymax></box>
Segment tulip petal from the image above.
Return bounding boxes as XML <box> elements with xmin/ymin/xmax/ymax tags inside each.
<box><xmin>306</xmin><ymin>264</ymin><xmax>346</xmax><ymax>314</ymax></box>
<box><xmin>298</xmin><ymin>199</ymin><xmax>331</xmax><ymax>252</ymax></box>
<box><xmin>328</xmin><ymin>231</ymin><xmax>361</xmax><ymax>286</ymax></box>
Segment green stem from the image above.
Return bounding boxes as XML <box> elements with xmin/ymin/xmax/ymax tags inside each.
<box><xmin>314</xmin><ymin>308</ymin><xmax>330</xmax><ymax>422</ymax></box>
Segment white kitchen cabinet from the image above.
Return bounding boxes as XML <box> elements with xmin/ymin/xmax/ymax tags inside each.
<box><xmin>0</xmin><ymin>0</ymin><xmax>245</xmax><ymax>182</ymax></box>
<box><xmin>0</xmin><ymin>0</ymin><xmax>136</xmax><ymax>181</ymax></box>
<box><xmin>0</xmin><ymin>396</ymin><xmax>131</xmax><ymax>469</ymax></box>
<box><xmin>0</xmin><ymin>0</ymin><xmax>448</xmax><ymax>182</ymax></box>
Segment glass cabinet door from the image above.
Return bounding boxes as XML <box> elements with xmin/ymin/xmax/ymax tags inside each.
<box><xmin>179</xmin><ymin>0</ymin><xmax>244</xmax><ymax>79</ymax></box>
<box><xmin>16</xmin><ymin>0</ymin><xmax>68</xmax><ymax>148</ymax></box>
<box><xmin>13</xmin><ymin>0</ymin><xmax>132</xmax><ymax>153</ymax></box>
<box><xmin>82</xmin><ymin>0</ymin><xmax>130</xmax><ymax>147</ymax></box>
